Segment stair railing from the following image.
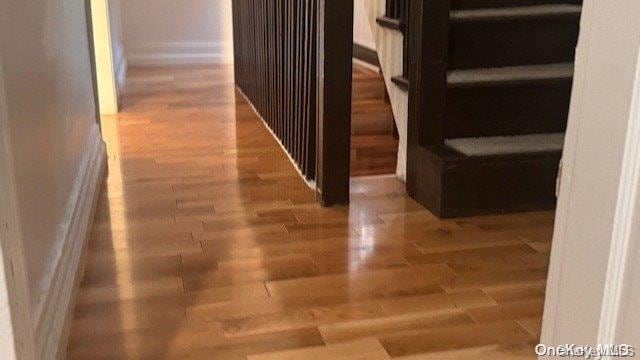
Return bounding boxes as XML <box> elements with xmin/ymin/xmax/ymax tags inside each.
<box><xmin>380</xmin><ymin>0</ymin><xmax>411</xmax><ymax>90</ymax></box>
<box><xmin>232</xmin><ymin>0</ymin><xmax>318</xmax><ymax>179</ymax></box>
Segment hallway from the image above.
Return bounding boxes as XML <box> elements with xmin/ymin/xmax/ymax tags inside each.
<box><xmin>68</xmin><ymin>65</ymin><xmax>553</xmax><ymax>359</ymax></box>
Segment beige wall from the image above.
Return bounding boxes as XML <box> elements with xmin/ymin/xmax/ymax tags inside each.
<box><xmin>0</xmin><ymin>57</ymin><xmax>32</xmax><ymax>360</ymax></box>
<box><xmin>0</xmin><ymin>0</ymin><xmax>98</xmax><ymax>322</ymax></box>
<box><xmin>354</xmin><ymin>0</ymin><xmax>376</xmax><ymax>49</ymax></box>
<box><xmin>122</xmin><ymin>0</ymin><xmax>234</xmax><ymax>65</ymax></box>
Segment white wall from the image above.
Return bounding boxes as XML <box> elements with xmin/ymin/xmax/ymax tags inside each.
<box><xmin>0</xmin><ymin>56</ymin><xmax>38</xmax><ymax>360</ymax></box>
<box><xmin>1</xmin><ymin>0</ymin><xmax>96</xmax><ymax>311</ymax></box>
<box><xmin>0</xmin><ymin>0</ymin><xmax>107</xmax><ymax>357</ymax></box>
<box><xmin>122</xmin><ymin>0</ymin><xmax>234</xmax><ymax>65</ymax></box>
<box><xmin>354</xmin><ymin>0</ymin><xmax>376</xmax><ymax>50</ymax></box>
<box><xmin>541</xmin><ymin>0</ymin><xmax>640</xmax><ymax>350</ymax></box>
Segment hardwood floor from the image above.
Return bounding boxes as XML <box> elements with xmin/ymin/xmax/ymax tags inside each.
<box><xmin>68</xmin><ymin>64</ymin><xmax>553</xmax><ymax>359</ymax></box>
<box><xmin>351</xmin><ymin>65</ymin><xmax>399</xmax><ymax>176</ymax></box>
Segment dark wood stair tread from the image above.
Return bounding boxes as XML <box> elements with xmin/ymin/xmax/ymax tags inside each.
<box><xmin>375</xmin><ymin>16</ymin><xmax>403</xmax><ymax>31</ymax></box>
<box><xmin>445</xmin><ymin>133</ymin><xmax>565</xmax><ymax>156</ymax></box>
<box><xmin>391</xmin><ymin>76</ymin><xmax>409</xmax><ymax>91</ymax></box>
<box><xmin>450</xmin><ymin>4</ymin><xmax>582</xmax><ymax>22</ymax></box>
<box><xmin>448</xmin><ymin>63</ymin><xmax>574</xmax><ymax>87</ymax></box>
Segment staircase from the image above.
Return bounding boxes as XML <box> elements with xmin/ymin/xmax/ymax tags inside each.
<box><xmin>375</xmin><ymin>0</ymin><xmax>410</xmax><ymax>91</ymax></box>
<box><xmin>377</xmin><ymin>0</ymin><xmax>582</xmax><ymax>217</ymax></box>
<box><xmin>351</xmin><ymin>65</ymin><xmax>399</xmax><ymax>176</ymax></box>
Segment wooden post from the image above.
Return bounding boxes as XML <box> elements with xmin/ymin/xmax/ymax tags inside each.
<box><xmin>315</xmin><ymin>0</ymin><xmax>353</xmax><ymax>206</ymax></box>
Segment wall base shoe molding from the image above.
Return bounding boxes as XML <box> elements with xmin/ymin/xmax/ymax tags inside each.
<box><xmin>127</xmin><ymin>41</ymin><xmax>233</xmax><ymax>66</ymax></box>
<box><xmin>32</xmin><ymin>125</ymin><xmax>106</xmax><ymax>359</ymax></box>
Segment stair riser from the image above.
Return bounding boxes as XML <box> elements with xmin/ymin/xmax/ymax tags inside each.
<box><xmin>449</xmin><ymin>17</ymin><xmax>579</xmax><ymax>69</ymax></box>
<box><xmin>451</xmin><ymin>0</ymin><xmax>581</xmax><ymax>10</ymax></box>
<box><xmin>440</xmin><ymin>155</ymin><xmax>560</xmax><ymax>217</ymax></box>
<box><xmin>407</xmin><ymin>147</ymin><xmax>561</xmax><ymax>218</ymax></box>
<box><xmin>445</xmin><ymin>79</ymin><xmax>572</xmax><ymax>138</ymax></box>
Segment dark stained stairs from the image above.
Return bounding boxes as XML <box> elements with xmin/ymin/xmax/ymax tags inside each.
<box><xmin>378</xmin><ymin>0</ymin><xmax>582</xmax><ymax>217</ymax></box>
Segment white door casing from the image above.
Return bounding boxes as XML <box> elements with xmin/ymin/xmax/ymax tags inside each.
<box><xmin>541</xmin><ymin>0</ymin><xmax>640</xmax><ymax>353</ymax></box>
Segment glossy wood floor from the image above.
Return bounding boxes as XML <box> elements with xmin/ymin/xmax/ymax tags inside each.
<box><xmin>68</xmin><ymin>64</ymin><xmax>553</xmax><ymax>359</ymax></box>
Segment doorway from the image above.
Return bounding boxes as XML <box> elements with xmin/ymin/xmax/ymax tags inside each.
<box><xmin>350</xmin><ymin>55</ymin><xmax>398</xmax><ymax>177</ymax></box>
<box><xmin>86</xmin><ymin>0</ymin><xmax>122</xmax><ymax>117</ymax></box>
<box><xmin>350</xmin><ymin>0</ymin><xmax>399</xmax><ymax>178</ymax></box>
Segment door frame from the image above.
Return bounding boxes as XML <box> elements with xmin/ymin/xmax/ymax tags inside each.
<box><xmin>85</xmin><ymin>0</ymin><xmax>101</xmax><ymax>122</ymax></box>
<box><xmin>541</xmin><ymin>0</ymin><xmax>640</xmax><ymax>347</ymax></box>
<box><xmin>315</xmin><ymin>0</ymin><xmax>354</xmax><ymax>206</ymax></box>
<box><xmin>89</xmin><ymin>0</ymin><xmax>119</xmax><ymax>116</ymax></box>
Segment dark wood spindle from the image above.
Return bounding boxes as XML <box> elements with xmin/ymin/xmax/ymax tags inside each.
<box><xmin>232</xmin><ymin>0</ymin><xmax>318</xmax><ymax>181</ymax></box>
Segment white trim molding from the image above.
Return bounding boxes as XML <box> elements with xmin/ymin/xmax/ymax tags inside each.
<box><xmin>91</xmin><ymin>0</ymin><xmax>120</xmax><ymax>115</ymax></box>
<box><xmin>597</xmin><ymin>46</ymin><xmax>640</xmax><ymax>347</ymax></box>
<box><xmin>32</xmin><ymin>124</ymin><xmax>106</xmax><ymax>359</ymax></box>
<box><xmin>541</xmin><ymin>0</ymin><xmax>640</xmax><ymax>353</ymax></box>
<box><xmin>127</xmin><ymin>41</ymin><xmax>233</xmax><ymax>66</ymax></box>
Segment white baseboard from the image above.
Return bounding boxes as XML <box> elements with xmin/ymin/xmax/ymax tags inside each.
<box><xmin>32</xmin><ymin>124</ymin><xmax>106</xmax><ymax>359</ymax></box>
<box><xmin>127</xmin><ymin>41</ymin><xmax>233</xmax><ymax>66</ymax></box>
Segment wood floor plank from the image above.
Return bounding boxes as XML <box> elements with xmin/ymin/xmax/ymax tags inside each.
<box><xmin>378</xmin><ymin>321</ymin><xmax>536</xmax><ymax>357</ymax></box>
<box><xmin>248</xmin><ymin>338</ymin><xmax>391</xmax><ymax>360</ymax></box>
<box><xmin>68</xmin><ymin>64</ymin><xmax>554</xmax><ymax>359</ymax></box>
<box><xmin>395</xmin><ymin>344</ymin><xmax>537</xmax><ymax>359</ymax></box>
<box><xmin>318</xmin><ymin>310</ymin><xmax>475</xmax><ymax>344</ymax></box>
